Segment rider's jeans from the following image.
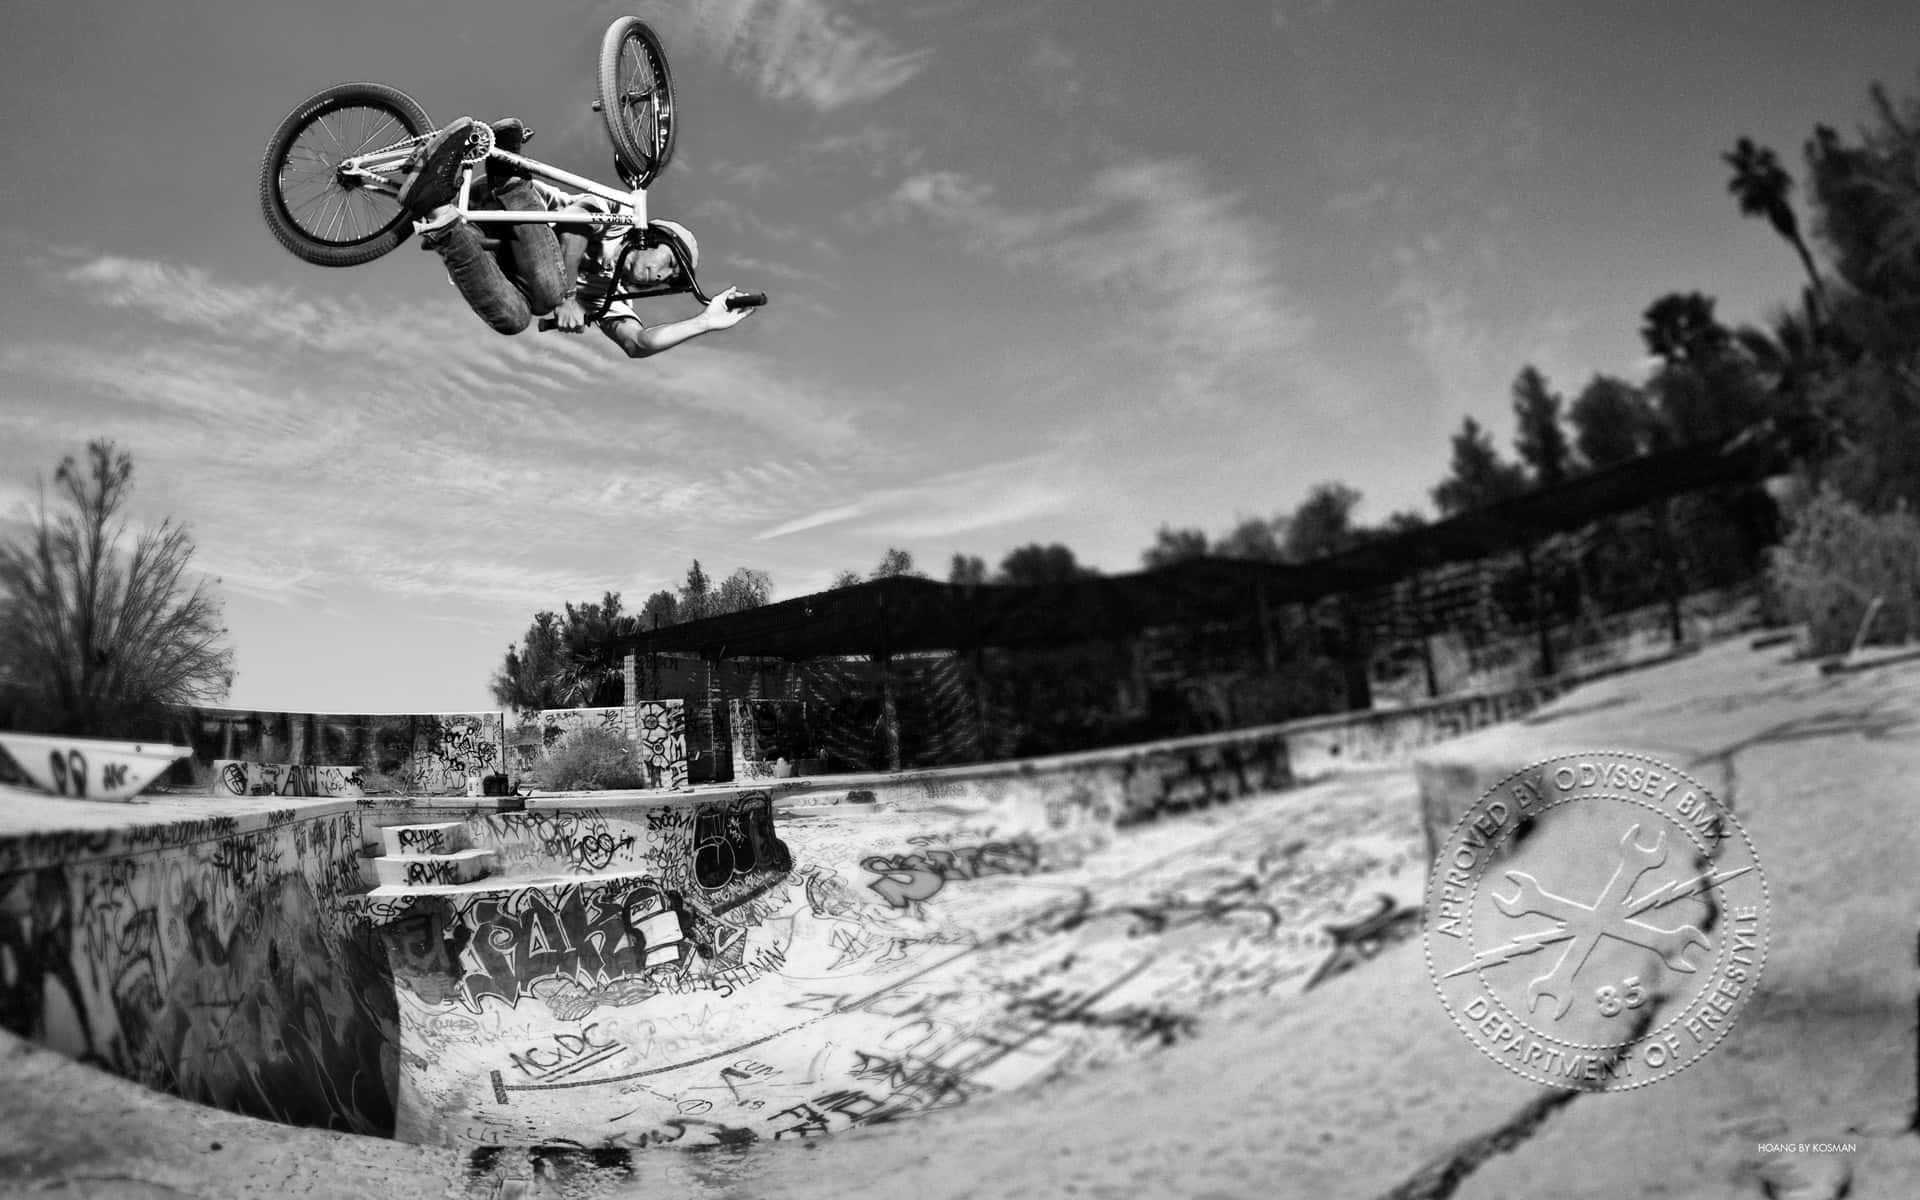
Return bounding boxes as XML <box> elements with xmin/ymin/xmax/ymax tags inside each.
<box><xmin>424</xmin><ymin>179</ymin><xmax>567</xmax><ymax>334</ymax></box>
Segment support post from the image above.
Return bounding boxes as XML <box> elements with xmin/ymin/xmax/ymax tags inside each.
<box><xmin>877</xmin><ymin>652</ymin><xmax>903</xmax><ymax>772</ymax></box>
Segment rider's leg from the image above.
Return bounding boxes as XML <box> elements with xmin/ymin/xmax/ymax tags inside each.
<box><xmin>487</xmin><ymin>178</ymin><xmax>568</xmax><ymax>314</ymax></box>
<box><xmin>481</xmin><ymin>123</ymin><xmax>568</xmax><ymax>315</ymax></box>
<box><xmin>420</xmin><ymin>217</ymin><xmax>534</xmax><ymax>335</ymax></box>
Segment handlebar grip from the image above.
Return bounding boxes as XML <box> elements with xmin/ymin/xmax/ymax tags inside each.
<box><xmin>727</xmin><ymin>291</ymin><xmax>768</xmax><ymax>310</ymax></box>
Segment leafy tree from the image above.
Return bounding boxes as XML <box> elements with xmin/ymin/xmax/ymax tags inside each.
<box><xmin>870</xmin><ymin>548</ymin><xmax>926</xmax><ymax>580</ymax></box>
<box><xmin>828</xmin><ymin>569</ymin><xmax>863</xmax><ymax>590</ymax></box>
<box><xmin>1375</xmin><ymin>510</ymin><xmax>1430</xmax><ymax>537</ymax></box>
<box><xmin>490</xmin><ymin>610</ymin><xmax>567</xmax><ymax>712</ymax></box>
<box><xmin>0</xmin><ymin>440</ymin><xmax>233</xmax><ymax>735</ymax></box>
<box><xmin>1725</xmin><ymin>136</ymin><xmax>1829</xmax><ymax>318</ymax></box>
<box><xmin>1212</xmin><ymin>516</ymin><xmax>1288</xmax><ymax>562</ymax></box>
<box><xmin>997</xmin><ymin>543</ymin><xmax>1094</xmax><ymax>585</ymax></box>
<box><xmin>949</xmin><ymin>554</ymin><xmax>989</xmax><ymax>586</ymax></box>
<box><xmin>1511</xmin><ymin>366</ymin><xmax>1574</xmax><ymax>487</ymax></box>
<box><xmin>678</xmin><ymin>560</ymin><xmax>713</xmax><ymax>622</ymax></box>
<box><xmin>1141</xmin><ymin>525</ymin><xmax>1210</xmax><ymax>568</ymax></box>
<box><xmin>639</xmin><ymin>589</ymin><xmax>678</xmax><ymax>629</ymax></box>
<box><xmin>714</xmin><ymin>567</ymin><xmax>772</xmax><ymax>613</ymax></box>
<box><xmin>1569</xmin><ymin>374</ymin><xmax>1661</xmax><ymax>468</ymax></box>
<box><xmin>1284</xmin><ymin>483</ymin><xmax>1363</xmax><ymax>561</ymax></box>
<box><xmin>1431</xmin><ymin>416</ymin><xmax>1527</xmax><ymax>516</ymax></box>
<box><xmin>492</xmin><ymin>591</ymin><xmax>632</xmax><ymax>711</ymax></box>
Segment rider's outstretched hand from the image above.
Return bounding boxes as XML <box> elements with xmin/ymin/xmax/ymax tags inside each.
<box><xmin>552</xmin><ymin>296</ymin><xmax>588</xmax><ymax>334</ymax></box>
<box><xmin>704</xmin><ymin>287</ymin><xmax>755</xmax><ymax>330</ymax></box>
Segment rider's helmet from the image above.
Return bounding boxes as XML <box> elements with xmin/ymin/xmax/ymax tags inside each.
<box><xmin>599</xmin><ymin>218</ymin><xmax>706</xmax><ymax>317</ymax></box>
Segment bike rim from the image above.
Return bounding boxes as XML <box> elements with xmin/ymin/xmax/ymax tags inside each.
<box><xmin>616</xmin><ymin>32</ymin><xmax>670</xmax><ymax>172</ymax></box>
<box><xmin>278</xmin><ymin>103</ymin><xmax>417</xmax><ymax>246</ymax></box>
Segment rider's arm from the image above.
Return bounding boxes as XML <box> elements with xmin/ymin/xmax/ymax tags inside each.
<box><xmin>600</xmin><ymin>290</ymin><xmax>754</xmax><ymax>359</ymax></box>
<box><xmin>548</xmin><ymin>199</ymin><xmax>597</xmax><ymax>330</ymax></box>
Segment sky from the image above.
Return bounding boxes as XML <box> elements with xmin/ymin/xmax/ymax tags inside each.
<box><xmin>2</xmin><ymin>1</ymin><xmax>1916</xmax><ymax>715</ymax></box>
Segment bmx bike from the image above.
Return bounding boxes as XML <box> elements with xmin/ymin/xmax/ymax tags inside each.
<box><xmin>257</xmin><ymin>15</ymin><xmax>764</xmax><ymax>312</ymax></box>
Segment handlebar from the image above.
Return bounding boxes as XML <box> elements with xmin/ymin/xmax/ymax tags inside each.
<box><xmin>536</xmin><ymin>289</ymin><xmax>767</xmax><ymax>331</ymax></box>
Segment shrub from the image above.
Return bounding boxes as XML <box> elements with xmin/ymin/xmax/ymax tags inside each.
<box><xmin>531</xmin><ymin>726</ymin><xmax>650</xmax><ymax>792</ymax></box>
<box><xmin>1766</xmin><ymin>486</ymin><xmax>1920</xmax><ymax>655</ymax></box>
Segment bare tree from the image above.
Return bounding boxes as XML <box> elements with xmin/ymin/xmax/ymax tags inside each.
<box><xmin>0</xmin><ymin>441</ymin><xmax>233</xmax><ymax>735</ymax></box>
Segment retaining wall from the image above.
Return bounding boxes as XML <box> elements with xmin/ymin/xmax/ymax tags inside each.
<box><xmin>180</xmin><ymin>702</ymin><xmax>689</xmax><ymax>796</ymax></box>
<box><xmin>0</xmin><ymin>675</ymin><xmax>1566</xmax><ymax>1145</ymax></box>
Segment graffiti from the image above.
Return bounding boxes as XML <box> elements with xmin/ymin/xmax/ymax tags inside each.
<box><xmin>694</xmin><ymin>797</ymin><xmax>789</xmax><ymax>890</ymax></box>
<box><xmin>634</xmin><ymin>701</ymin><xmax>689</xmax><ymax>790</ymax></box>
<box><xmin>396</xmin><ymin>826</ymin><xmax>451</xmax><ymax>853</ymax></box>
<box><xmin>1116</xmin><ymin>737</ymin><xmax>1293</xmax><ymax>828</ymax></box>
<box><xmin>404</xmin><ymin>859</ymin><xmax>467</xmax><ymax>887</ymax></box>
<box><xmin>210</xmin><ymin>834</ymin><xmax>283</xmax><ymax>894</ymax></box>
<box><xmin>605</xmin><ymin>1117</ymin><xmax>759</xmax><ymax>1150</ymax></box>
<box><xmin>1303</xmin><ymin>892</ymin><xmax>1422</xmax><ymax>991</ymax></box>
<box><xmin>0</xmin><ymin>829</ymin><xmax>121</xmax><ymax>874</ymax></box>
<box><xmin>473</xmin><ymin>812</ymin><xmax>641</xmax><ymax>876</ymax></box>
<box><xmin>505</xmin><ymin>1024</ymin><xmax>623</xmax><ymax>1082</ymax></box>
<box><xmin>388</xmin><ymin>879</ymin><xmax>698</xmax><ymax>1015</ymax></box>
<box><xmin>1008</xmin><ymin>989</ymin><xmax>1198</xmax><ymax>1047</ymax></box>
<box><xmin>0</xmin><ymin>813</ymin><xmax>397</xmax><ymax>1137</ymax></box>
<box><xmin>214</xmin><ymin>762</ymin><xmax>367</xmax><ymax>798</ymax></box>
<box><xmin>401</xmin><ymin>715</ymin><xmax>504</xmax><ymax>795</ymax></box>
<box><xmin>861</xmin><ymin>837</ymin><xmax>1044</xmax><ymax>909</ymax></box>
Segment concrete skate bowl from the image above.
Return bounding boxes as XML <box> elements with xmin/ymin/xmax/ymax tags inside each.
<box><xmin>0</xmin><ymin>685</ymin><xmax>1561</xmax><ymax>1161</ymax></box>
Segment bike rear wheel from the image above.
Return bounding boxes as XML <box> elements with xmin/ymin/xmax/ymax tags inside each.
<box><xmin>259</xmin><ymin>82</ymin><xmax>432</xmax><ymax>267</ymax></box>
<box><xmin>598</xmin><ymin>16</ymin><xmax>677</xmax><ymax>189</ymax></box>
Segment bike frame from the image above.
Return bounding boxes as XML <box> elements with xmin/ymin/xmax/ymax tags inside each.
<box><xmin>338</xmin><ymin>132</ymin><xmax>649</xmax><ymax>233</ymax></box>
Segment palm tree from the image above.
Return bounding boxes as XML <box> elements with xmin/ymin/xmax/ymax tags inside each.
<box><xmin>1641</xmin><ymin>292</ymin><xmax>1731</xmax><ymax>368</ymax></box>
<box><xmin>1725</xmin><ymin>136</ymin><xmax>1830</xmax><ymax>321</ymax></box>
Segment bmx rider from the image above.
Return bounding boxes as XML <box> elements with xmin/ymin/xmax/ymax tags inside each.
<box><xmin>397</xmin><ymin>117</ymin><xmax>754</xmax><ymax>358</ymax></box>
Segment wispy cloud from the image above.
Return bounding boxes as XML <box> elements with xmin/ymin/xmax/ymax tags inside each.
<box><xmin>4</xmin><ymin>250</ymin><xmax>867</xmax><ymax>615</ymax></box>
<box><xmin>648</xmin><ymin>0</ymin><xmax>931</xmax><ymax>111</ymax></box>
<box><xmin>756</xmin><ymin>452</ymin><xmax>1095</xmax><ymax>542</ymax></box>
<box><xmin>1027</xmin><ymin>36</ymin><xmax>1096</xmax><ymax>116</ymax></box>
<box><xmin>883</xmin><ymin>156</ymin><xmax>1337</xmax><ymax>414</ymax></box>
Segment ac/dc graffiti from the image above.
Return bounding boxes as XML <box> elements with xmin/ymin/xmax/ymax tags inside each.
<box><xmin>506</xmin><ymin>1024</ymin><xmax>624</xmax><ymax>1083</ymax></box>
<box><xmin>860</xmin><ymin>837</ymin><xmax>1043</xmax><ymax>909</ymax></box>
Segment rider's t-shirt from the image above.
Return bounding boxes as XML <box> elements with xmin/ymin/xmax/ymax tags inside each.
<box><xmin>530</xmin><ymin>182</ymin><xmax>641</xmax><ymax>329</ymax></box>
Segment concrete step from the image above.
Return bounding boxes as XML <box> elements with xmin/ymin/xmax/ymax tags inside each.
<box><xmin>373</xmin><ymin>847</ymin><xmax>494</xmax><ymax>888</ymax></box>
<box><xmin>379</xmin><ymin>821</ymin><xmax>471</xmax><ymax>858</ymax></box>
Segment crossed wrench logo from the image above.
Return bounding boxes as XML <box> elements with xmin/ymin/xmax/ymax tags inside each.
<box><xmin>1491</xmin><ymin>824</ymin><xmax>1711</xmax><ymax>1020</ymax></box>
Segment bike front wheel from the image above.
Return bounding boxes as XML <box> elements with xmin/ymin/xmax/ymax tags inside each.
<box><xmin>259</xmin><ymin>82</ymin><xmax>432</xmax><ymax>267</ymax></box>
<box><xmin>598</xmin><ymin>16</ymin><xmax>677</xmax><ymax>189</ymax></box>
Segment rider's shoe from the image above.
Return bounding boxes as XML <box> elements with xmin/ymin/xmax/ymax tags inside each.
<box><xmin>489</xmin><ymin>119</ymin><xmax>531</xmax><ymax>154</ymax></box>
<box><xmin>486</xmin><ymin>119</ymin><xmax>534</xmax><ymax>191</ymax></box>
<box><xmin>412</xmin><ymin>204</ymin><xmax>462</xmax><ymax>238</ymax></box>
<box><xmin>397</xmin><ymin>118</ymin><xmax>475</xmax><ymax>218</ymax></box>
